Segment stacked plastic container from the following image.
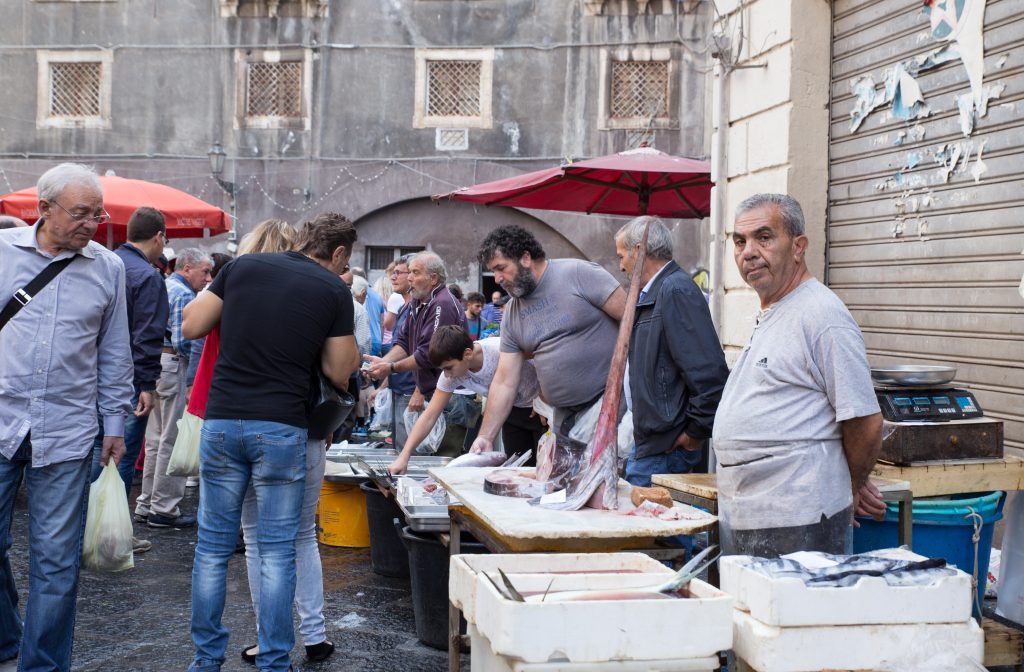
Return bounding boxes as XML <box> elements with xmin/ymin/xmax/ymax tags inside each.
<box><xmin>720</xmin><ymin>549</ymin><xmax>984</xmax><ymax>672</ymax></box>
<box><xmin>450</xmin><ymin>552</ymin><xmax>733</xmax><ymax>671</ymax></box>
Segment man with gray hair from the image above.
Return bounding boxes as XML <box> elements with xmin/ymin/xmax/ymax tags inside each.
<box><xmin>614</xmin><ymin>216</ymin><xmax>728</xmax><ymax>487</ymax></box>
<box><xmin>0</xmin><ymin>163</ymin><xmax>133</xmax><ymax>670</ymax></box>
<box><xmin>136</xmin><ymin>246</ymin><xmax>212</xmax><ymax>529</ymax></box>
<box><xmin>364</xmin><ymin>251</ymin><xmax>466</xmax><ymax>454</ymax></box>
<box><xmin>0</xmin><ymin>216</ymin><xmax>27</xmax><ymax>229</ymax></box>
<box><xmin>712</xmin><ymin>193</ymin><xmax>884</xmax><ymax>557</ymax></box>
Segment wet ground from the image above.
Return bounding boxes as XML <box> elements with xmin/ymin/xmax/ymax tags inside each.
<box><xmin>5</xmin><ymin>484</ymin><xmax>461</xmax><ymax>672</ymax></box>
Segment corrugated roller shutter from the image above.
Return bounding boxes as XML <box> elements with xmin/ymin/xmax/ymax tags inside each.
<box><xmin>828</xmin><ymin>0</ymin><xmax>1024</xmax><ymax>452</ymax></box>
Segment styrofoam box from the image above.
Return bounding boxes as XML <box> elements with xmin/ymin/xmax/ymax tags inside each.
<box><xmin>475</xmin><ymin>572</ymin><xmax>733</xmax><ymax>663</ymax></box>
<box><xmin>732</xmin><ymin>609</ymin><xmax>983</xmax><ymax>672</ymax></box>
<box><xmin>468</xmin><ymin>622</ymin><xmax>720</xmax><ymax>672</ymax></box>
<box><xmin>719</xmin><ymin>549</ymin><xmax>973</xmax><ymax>627</ymax></box>
<box><xmin>450</xmin><ymin>552</ymin><xmax>673</xmax><ymax>625</ymax></box>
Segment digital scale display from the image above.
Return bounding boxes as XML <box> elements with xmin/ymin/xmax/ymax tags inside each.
<box><xmin>877</xmin><ymin>388</ymin><xmax>984</xmax><ymax>422</ymax></box>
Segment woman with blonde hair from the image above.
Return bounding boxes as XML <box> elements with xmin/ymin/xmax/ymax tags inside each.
<box><xmin>237</xmin><ymin>218</ymin><xmax>296</xmax><ymax>256</ymax></box>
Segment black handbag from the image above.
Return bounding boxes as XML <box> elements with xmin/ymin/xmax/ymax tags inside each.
<box><xmin>307</xmin><ymin>368</ymin><xmax>355</xmax><ymax>441</ymax></box>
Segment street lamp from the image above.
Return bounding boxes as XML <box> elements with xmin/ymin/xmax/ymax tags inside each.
<box><xmin>207</xmin><ymin>141</ymin><xmax>238</xmax><ymax>252</ymax></box>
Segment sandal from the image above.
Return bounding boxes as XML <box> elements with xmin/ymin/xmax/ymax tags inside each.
<box><xmin>305</xmin><ymin>639</ymin><xmax>335</xmax><ymax>662</ymax></box>
<box><xmin>240</xmin><ymin>644</ymin><xmax>258</xmax><ymax>665</ymax></box>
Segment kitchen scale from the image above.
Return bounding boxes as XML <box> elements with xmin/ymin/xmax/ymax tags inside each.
<box><xmin>872</xmin><ymin>365</ymin><xmax>1003</xmax><ymax>465</ymax></box>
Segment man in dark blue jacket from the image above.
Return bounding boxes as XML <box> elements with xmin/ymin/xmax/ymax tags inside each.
<box><xmin>90</xmin><ymin>208</ymin><xmax>168</xmax><ymax>544</ymax></box>
<box><xmin>615</xmin><ymin>216</ymin><xmax>729</xmax><ymax>486</ymax></box>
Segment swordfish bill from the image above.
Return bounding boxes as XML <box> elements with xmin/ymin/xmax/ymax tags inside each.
<box><xmin>539</xmin><ymin>221</ymin><xmax>651</xmax><ymax>511</ymax></box>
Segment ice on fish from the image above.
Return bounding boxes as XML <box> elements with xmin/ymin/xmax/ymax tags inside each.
<box><xmin>743</xmin><ymin>551</ymin><xmax>958</xmax><ymax>588</ymax></box>
<box><xmin>447</xmin><ymin>451</ymin><xmax>508</xmax><ymax>468</ymax></box>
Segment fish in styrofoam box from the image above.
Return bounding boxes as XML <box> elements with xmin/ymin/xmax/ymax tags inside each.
<box><xmin>449</xmin><ymin>552</ymin><xmax>673</xmax><ymax>625</ymax></box>
<box><xmin>719</xmin><ymin>548</ymin><xmax>973</xmax><ymax>627</ymax></box>
<box><xmin>732</xmin><ymin>609</ymin><xmax>984</xmax><ymax>672</ymax></box>
<box><xmin>474</xmin><ymin>571</ymin><xmax>732</xmax><ymax>663</ymax></box>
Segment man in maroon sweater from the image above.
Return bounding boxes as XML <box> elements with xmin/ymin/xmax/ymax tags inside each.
<box><xmin>364</xmin><ymin>251</ymin><xmax>466</xmax><ymax>426</ymax></box>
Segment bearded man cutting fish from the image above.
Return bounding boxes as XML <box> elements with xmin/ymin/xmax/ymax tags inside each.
<box><xmin>712</xmin><ymin>194</ymin><xmax>886</xmax><ymax>558</ymax></box>
<box><xmin>469</xmin><ymin>226</ymin><xmax>626</xmax><ymax>471</ymax></box>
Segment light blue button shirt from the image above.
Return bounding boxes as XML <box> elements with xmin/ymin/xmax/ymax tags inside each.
<box><xmin>0</xmin><ymin>224</ymin><xmax>134</xmax><ymax>466</ymax></box>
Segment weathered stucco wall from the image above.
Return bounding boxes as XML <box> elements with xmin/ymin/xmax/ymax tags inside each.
<box><xmin>0</xmin><ymin>0</ymin><xmax>715</xmax><ymax>289</ymax></box>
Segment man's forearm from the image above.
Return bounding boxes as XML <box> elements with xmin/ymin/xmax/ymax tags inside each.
<box><xmin>842</xmin><ymin>412</ymin><xmax>883</xmax><ymax>489</ymax></box>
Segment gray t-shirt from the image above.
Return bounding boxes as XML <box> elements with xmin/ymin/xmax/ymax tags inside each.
<box><xmin>436</xmin><ymin>337</ymin><xmax>539</xmax><ymax>408</ymax></box>
<box><xmin>712</xmin><ymin>278</ymin><xmax>880</xmax><ymax>530</ymax></box>
<box><xmin>500</xmin><ymin>259</ymin><xmax>620</xmax><ymax>408</ymax></box>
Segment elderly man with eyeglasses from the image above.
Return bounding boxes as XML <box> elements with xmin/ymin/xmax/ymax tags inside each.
<box><xmin>0</xmin><ymin>163</ymin><xmax>134</xmax><ymax>671</ymax></box>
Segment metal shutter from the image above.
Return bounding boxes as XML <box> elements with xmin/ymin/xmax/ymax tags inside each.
<box><xmin>828</xmin><ymin>0</ymin><xmax>1024</xmax><ymax>452</ymax></box>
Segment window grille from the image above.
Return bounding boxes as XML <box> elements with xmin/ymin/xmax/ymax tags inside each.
<box><xmin>426</xmin><ymin>60</ymin><xmax>482</xmax><ymax>118</ymax></box>
<box><xmin>48</xmin><ymin>61</ymin><xmax>102</xmax><ymax>118</ymax></box>
<box><xmin>610</xmin><ymin>60</ymin><xmax>669</xmax><ymax>120</ymax></box>
<box><xmin>368</xmin><ymin>247</ymin><xmax>395</xmax><ymax>272</ymax></box>
<box><xmin>246</xmin><ymin>61</ymin><xmax>303</xmax><ymax>118</ymax></box>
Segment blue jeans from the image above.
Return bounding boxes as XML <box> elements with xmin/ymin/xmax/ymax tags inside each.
<box><xmin>0</xmin><ymin>435</ymin><xmax>91</xmax><ymax>672</ymax></box>
<box><xmin>90</xmin><ymin>387</ymin><xmax>150</xmax><ymax>498</ymax></box>
<box><xmin>189</xmin><ymin>419</ymin><xmax>307</xmax><ymax>672</ymax></box>
<box><xmin>624</xmin><ymin>445</ymin><xmax>702</xmax><ymax>487</ymax></box>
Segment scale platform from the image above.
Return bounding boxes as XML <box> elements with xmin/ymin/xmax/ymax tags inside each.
<box><xmin>876</xmin><ymin>386</ymin><xmax>1003</xmax><ymax>465</ymax></box>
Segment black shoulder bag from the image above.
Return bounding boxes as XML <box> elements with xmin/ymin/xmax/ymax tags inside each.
<box><xmin>0</xmin><ymin>257</ymin><xmax>77</xmax><ymax>333</ymax></box>
<box><xmin>307</xmin><ymin>368</ymin><xmax>356</xmax><ymax>441</ymax></box>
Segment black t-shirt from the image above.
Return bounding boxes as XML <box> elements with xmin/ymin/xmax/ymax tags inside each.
<box><xmin>204</xmin><ymin>251</ymin><xmax>354</xmax><ymax>428</ymax></box>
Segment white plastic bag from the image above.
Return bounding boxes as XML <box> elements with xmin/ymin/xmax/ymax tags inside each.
<box><xmin>404</xmin><ymin>407</ymin><xmax>446</xmax><ymax>455</ymax></box>
<box><xmin>997</xmin><ymin>492</ymin><xmax>1024</xmax><ymax>624</ymax></box>
<box><xmin>568</xmin><ymin>395</ymin><xmax>603</xmax><ymax>445</ymax></box>
<box><xmin>82</xmin><ymin>461</ymin><xmax>134</xmax><ymax>572</ymax></box>
<box><xmin>369</xmin><ymin>390</ymin><xmax>392</xmax><ymax>431</ymax></box>
<box><xmin>167</xmin><ymin>410</ymin><xmax>202</xmax><ymax>477</ymax></box>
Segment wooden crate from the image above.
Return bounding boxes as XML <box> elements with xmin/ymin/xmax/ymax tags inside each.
<box><xmin>984</xmin><ymin>616</ymin><xmax>1024</xmax><ymax>669</ymax></box>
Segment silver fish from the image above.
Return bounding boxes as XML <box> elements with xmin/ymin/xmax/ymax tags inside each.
<box><xmin>447</xmin><ymin>451</ymin><xmax>508</xmax><ymax>468</ymax></box>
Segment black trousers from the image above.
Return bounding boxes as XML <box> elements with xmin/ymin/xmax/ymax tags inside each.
<box><xmin>500</xmin><ymin>405</ymin><xmax>547</xmax><ymax>466</ymax></box>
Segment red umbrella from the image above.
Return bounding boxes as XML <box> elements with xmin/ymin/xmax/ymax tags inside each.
<box><xmin>434</xmin><ymin>147</ymin><xmax>712</xmax><ymax>218</ymax></box>
<box><xmin>0</xmin><ymin>175</ymin><xmax>231</xmax><ymax>244</ymax></box>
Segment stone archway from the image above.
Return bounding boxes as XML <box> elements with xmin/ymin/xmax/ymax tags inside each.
<box><xmin>353</xmin><ymin>197</ymin><xmax>586</xmax><ymax>293</ymax></box>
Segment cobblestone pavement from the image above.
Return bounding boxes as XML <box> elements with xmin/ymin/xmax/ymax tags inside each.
<box><xmin>5</xmin><ymin>484</ymin><xmax>459</xmax><ymax>671</ymax></box>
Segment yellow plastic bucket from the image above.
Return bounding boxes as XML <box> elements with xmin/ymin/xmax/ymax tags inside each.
<box><xmin>316</xmin><ymin>482</ymin><xmax>370</xmax><ymax>547</ymax></box>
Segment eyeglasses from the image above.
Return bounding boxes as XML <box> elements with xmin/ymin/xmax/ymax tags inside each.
<box><xmin>390</xmin><ymin>269</ymin><xmax>409</xmax><ymax>277</ymax></box>
<box><xmin>157</xmin><ymin>230</ymin><xmax>168</xmax><ymax>242</ymax></box>
<box><xmin>48</xmin><ymin>200</ymin><xmax>111</xmax><ymax>226</ymax></box>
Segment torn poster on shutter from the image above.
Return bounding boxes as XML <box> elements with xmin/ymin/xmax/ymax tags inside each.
<box><xmin>848</xmin><ymin>45</ymin><xmax>957</xmax><ymax>133</ymax></box>
<box><xmin>925</xmin><ymin>0</ymin><xmax>990</xmax><ymax>136</ymax></box>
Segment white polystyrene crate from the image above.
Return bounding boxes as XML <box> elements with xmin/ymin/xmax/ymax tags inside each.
<box><xmin>469</xmin><ymin>621</ymin><xmax>719</xmax><ymax>672</ymax></box>
<box><xmin>732</xmin><ymin>609</ymin><xmax>983</xmax><ymax>672</ymax></box>
<box><xmin>719</xmin><ymin>549</ymin><xmax>973</xmax><ymax>626</ymax></box>
<box><xmin>475</xmin><ymin>572</ymin><xmax>732</xmax><ymax>663</ymax></box>
<box><xmin>450</xmin><ymin>552</ymin><xmax>673</xmax><ymax>625</ymax></box>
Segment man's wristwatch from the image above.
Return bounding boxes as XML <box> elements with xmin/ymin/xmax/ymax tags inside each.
<box><xmin>389</xmin><ymin>361</ymin><xmax>396</xmax><ymax>374</ymax></box>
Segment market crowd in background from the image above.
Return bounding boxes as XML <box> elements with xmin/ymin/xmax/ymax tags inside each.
<box><xmin>0</xmin><ymin>161</ymin><xmax>892</xmax><ymax>672</ymax></box>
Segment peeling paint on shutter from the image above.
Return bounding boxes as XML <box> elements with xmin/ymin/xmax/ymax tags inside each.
<box><xmin>828</xmin><ymin>0</ymin><xmax>1024</xmax><ymax>452</ymax></box>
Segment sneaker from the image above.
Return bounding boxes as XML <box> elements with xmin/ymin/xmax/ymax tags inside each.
<box><xmin>132</xmin><ymin>537</ymin><xmax>152</xmax><ymax>554</ymax></box>
<box><xmin>133</xmin><ymin>512</ymin><xmax>149</xmax><ymax>524</ymax></box>
<box><xmin>147</xmin><ymin>512</ymin><xmax>197</xmax><ymax>528</ymax></box>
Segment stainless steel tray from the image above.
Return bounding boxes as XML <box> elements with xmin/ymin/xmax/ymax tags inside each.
<box><xmin>871</xmin><ymin>365</ymin><xmax>957</xmax><ymax>386</ymax></box>
<box><xmin>398</xmin><ymin>501</ymin><xmax>451</xmax><ymax>532</ymax></box>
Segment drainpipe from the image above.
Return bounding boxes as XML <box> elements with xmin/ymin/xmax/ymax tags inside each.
<box><xmin>709</xmin><ymin>55</ymin><xmax>731</xmax><ymax>336</ymax></box>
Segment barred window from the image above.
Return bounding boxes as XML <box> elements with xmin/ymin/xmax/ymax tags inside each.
<box><xmin>246</xmin><ymin>61</ymin><xmax>303</xmax><ymax>119</ymax></box>
<box><xmin>36</xmin><ymin>50</ymin><xmax>112</xmax><ymax>129</ymax></box>
<box><xmin>610</xmin><ymin>60</ymin><xmax>669</xmax><ymax>120</ymax></box>
<box><xmin>414</xmin><ymin>49</ymin><xmax>493</xmax><ymax>129</ymax></box>
<box><xmin>236</xmin><ymin>50</ymin><xmax>311</xmax><ymax>130</ymax></box>
<box><xmin>48</xmin><ymin>61</ymin><xmax>102</xmax><ymax>118</ymax></box>
<box><xmin>426</xmin><ymin>60</ymin><xmax>481</xmax><ymax>117</ymax></box>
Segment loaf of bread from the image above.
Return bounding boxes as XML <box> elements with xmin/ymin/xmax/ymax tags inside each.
<box><xmin>630</xmin><ymin>486</ymin><xmax>673</xmax><ymax>509</ymax></box>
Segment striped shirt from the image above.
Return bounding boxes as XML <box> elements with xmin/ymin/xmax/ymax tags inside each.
<box><xmin>0</xmin><ymin>224</ymin><xmax>134</xmax><ymax>466</ymax></box>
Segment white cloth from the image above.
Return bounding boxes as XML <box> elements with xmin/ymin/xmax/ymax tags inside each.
<box><xmin>435</xmin><ymin>337</ymin><xmax>539</xmax><ymax>408</ymax></box>
<box><xmin>712</xmin><ymin>278</ymin><xmax>879</xmax><ymax>530</ymax></box>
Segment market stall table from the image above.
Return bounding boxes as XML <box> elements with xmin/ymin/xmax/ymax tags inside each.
<box><xmin>429</xmin><ymin>466</ymin><xmax>717</xmax><ymax>672</ymax></box>
<box><xmin>872</xmin><ymin>455</ymin><xmax>1024</xmax><ymax>497</ymax></box>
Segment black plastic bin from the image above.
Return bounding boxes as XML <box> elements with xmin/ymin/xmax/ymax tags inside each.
<box><xmin>359</xmin><ymin>481</ymin><xmax>409</xmax><ymax>578</ymax></box>
<box><xmin>398</xmin><ymin>524</ymin><xmax>488</xmax><ymax>650</ymax></box>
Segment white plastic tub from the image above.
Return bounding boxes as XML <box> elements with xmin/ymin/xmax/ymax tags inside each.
<box><xmin>450</xmin><ymin>552</ymin><xmax>672</xmax><ymax>625</ymax></box>
<box><xmin>719</xmin><ymin>549</ymin><xmax>973</xmax><ymax>626</ymax></box>
<box><xmin>732</xmin><ymin>609</ymin><xmax>983</xmax><ymax>672</ymax></box>
<box><xmin>475</xmin><ymin>571</ymin><xmax>732</xmax><ymax>663</ymax></box>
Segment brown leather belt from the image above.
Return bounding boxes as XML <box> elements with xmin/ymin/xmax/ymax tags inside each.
<box><xmin>162</xmin><ymin>346</ymin><xmax>176</xmax><ymax>355</ymax></box>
